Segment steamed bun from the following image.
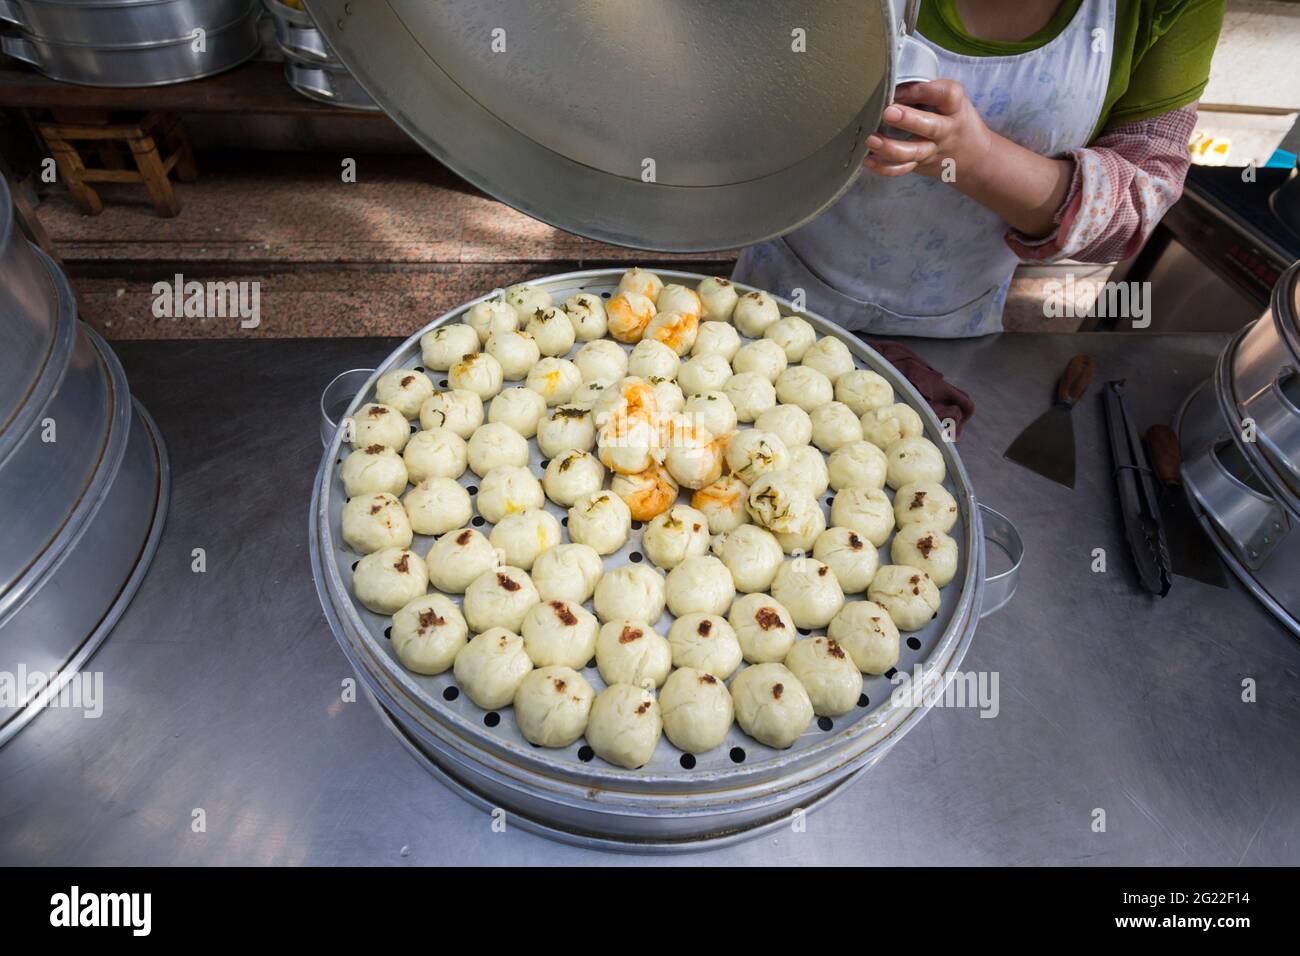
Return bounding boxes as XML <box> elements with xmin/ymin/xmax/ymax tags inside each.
<box><xmin>595</xmin><ymin>619</ymin><xmax>672</xmax><ymax>689</ymax></box>
<box><xmin>453</xmin><ymin>627</ymin><xmax>533</xmax><ymax>710</ymax></box>
<box><xmin>867</xmin><ymin>565</ymin><xmax>941</xmax><ymax>631</ymax></box>
<box><xmin>784</xmin><ymin>637</ymin><xmax>861</xmax><ymax>716</ymax></box>
<box><xmin>352</xmin><ymin>547</ymin><xmax>427</xmax><ymax>615</ymax></box>
<box><xmin>530</xmin><ymin>543</ymin><xmax>603</xmax><ymax>605</ymax></box>
<box><xmin>667</xmin><ymin>613</ymin><xmax>742</xmax><ymax>679</ymax></box>
<box><xmin>513</xmin><ymin>666</ymin><xmax>594</xmax><ymax>747</ymax></box>
<box><xmin>390</xmin><ymin>593</ymin><xmax>468</xmax><ymax>675</ymax></box>
<box><xmin>427</xmin><ymin>527</ymin><xmax>498</xmax><ymax>593</ymax></box>
<box><xmin>341</xmin><ymin>443</ymin><xmax>409</xmax><ymax>497</ymax></box>
<box><xmin>462</xmin><ymin>566</ymin><xmax>540</xmax><ymax>633</ymax></box>
<box><xmin>828</xmin><ymin>601</ymin><xmax>900</xmax><ymax>674</ymax></box>
<box><xmin>586</xmin><ymin>684</ymin><xmax>662</xmax><ymax>768</ymax></box>
<box><xmin>659</xmin><ymin>667</ymin><xmax>734</xmax><ymax>753</ymax></box>
<box><xmin>730</xmin><ymin>663</ymin><xmax>813</xmax><ymax>749</ymax></box>
<box><xmin>728</xmin><ymin>593</ymin><xmax>798</xmax><ymax>663</ymax></box>
<box><xmin>594</xmin><ymin>564</ymin><xmax>666</xmax><ymax>624</ymax></box>
<box><xmin>521</xmin><ymin>599</ymin><xmax>599</xmax><ymax>669</ymax></box>
<box><xmin>770</xmin><ymin>559</ymin><xmax>845</xmax><ymax>629</ymax></box>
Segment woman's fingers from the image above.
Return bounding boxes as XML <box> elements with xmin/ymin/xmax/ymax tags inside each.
<box><xmin>892</xmin><ymin>79</ymin><xmax>966</xmax><ymax>115</ymax></box>
<box><xmin>881</xmin><ymin>104</ymin><xmax>945</xmax><ymax>141</ymax></box>
<box><xmin>862</xmin><ymin>154</ymin><xmax>918</xmax><ymax>178</ymax></box>
<box><xmin>866</xmin><ymin>133</ymin><xmax>937</xmax><ymax>166</ymax></box>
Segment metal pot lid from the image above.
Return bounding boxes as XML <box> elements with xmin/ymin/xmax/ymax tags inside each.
<box><xmin>303</xmin><ymin>0</ymin><xmax>904</xmax><ymax>251</ymax></box>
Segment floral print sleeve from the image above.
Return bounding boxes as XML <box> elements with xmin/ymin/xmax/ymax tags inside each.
<box><xmin>1004</xmin><ymin>104</ymin><xmax>1198</xmax><ymax>264</ymax></box>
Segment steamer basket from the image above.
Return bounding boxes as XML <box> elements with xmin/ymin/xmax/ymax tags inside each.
<box><xmin>0</xmin><ymin>6</ymin><xmax>261</xmax><ymax>87</ymax></box>
<box><xmin>0</xmin><ymin>253</ymin><xmax>170</xmax><ymax>742</ymax></box>
<box><xmin>0</xmin><ymin>0</ymin><xmax>256</xmax><ymax>47</ymax></box>
<box><xmin>310</xmin><ymin>268</ymin><xmax>1021</xmax><ymax>848</ymax></box>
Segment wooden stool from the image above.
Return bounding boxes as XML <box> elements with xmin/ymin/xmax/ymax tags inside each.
<box><xmin>35</xmin><ymin>109</ymin><xmax>197</xmax><ymax>217</ymax></box>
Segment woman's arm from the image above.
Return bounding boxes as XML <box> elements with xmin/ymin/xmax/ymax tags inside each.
<box><xmin>865</xmin><ymin>80</ymin><xmax>1197</xmax><ymax>263</ymax></box>
<box><xmin>1005</xmin><ymin>106</ymin><xmax>1196</xmax><ymax>262</ymax></box>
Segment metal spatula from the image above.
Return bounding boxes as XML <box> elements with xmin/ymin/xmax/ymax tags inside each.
<box><xmin>1004</xmin><ymin>355</ymin><xmax>1095</xmax><ymax>488</ymax></box>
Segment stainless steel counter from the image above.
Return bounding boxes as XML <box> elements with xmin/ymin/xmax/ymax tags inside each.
<box><xmin>2</xmin><ymin>332</ymin><xmax>1297</xmax><ymax>866</ymax></box>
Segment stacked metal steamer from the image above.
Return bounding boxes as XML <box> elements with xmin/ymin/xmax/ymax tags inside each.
<box><xmin>0</xmin><ymin>177</ymin><xmax>169</xmax><ymax>745</ymax></box>
<box><xmin>1177</xmin><ymin>260</ymin><xmax>1300</xmax><ymax>637</ymax></box>
<box><xmin>262</xmin><ymin>0</ymin><xmax>377</xmax><ymax>111</ymax></box>
<box><xmin>0</xmin><ymin>0</ymin><xmax>261</xmax><ymax>86</ymax></box>
<box><xmin>311</xmin><ymin>269</ymin><xmax>1024</xmax><ymax>851</ymax></box>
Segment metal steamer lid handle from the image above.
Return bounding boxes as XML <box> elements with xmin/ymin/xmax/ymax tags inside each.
<box><xmin>977</xmin><ymin>504</ymin><xmax>1022</xmax><ymax>618</ymax></box>
<box><xmin>895</xmin><ymin>0</ymin><xmax>938</xmax><ymax>85</ymax></box>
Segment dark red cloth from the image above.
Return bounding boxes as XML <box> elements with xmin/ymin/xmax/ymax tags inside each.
<box><xmin>865</xmin><ymin>340</ymin><xmax>976</xmax><ymax>438</ymax></box>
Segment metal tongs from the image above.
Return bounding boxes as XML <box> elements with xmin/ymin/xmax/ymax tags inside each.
<box><xmin>1102</xmin><ymin>381</ymin><xmax>1172</xmax><ymax>596</ymax></box>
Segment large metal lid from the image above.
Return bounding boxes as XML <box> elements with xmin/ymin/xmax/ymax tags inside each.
<box><xmin>304</xmin><ymin>0</ymin><xmax>904</xmax><ymax>251</ymax></box>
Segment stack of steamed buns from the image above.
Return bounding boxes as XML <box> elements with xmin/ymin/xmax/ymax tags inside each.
<box><xmin>339</xmin><ymin>268</ymin><xmax>959</xmax><ymax>769</ymax></box>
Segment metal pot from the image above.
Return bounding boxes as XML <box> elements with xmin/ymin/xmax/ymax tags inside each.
<box><xmin>0</xmin><ymin>0</ymin><xmax>256</xmax><ymax>46</ymax></box>
<box><xmin>310</xmin><ymin>268</ymin><xmax>1021</xmax><ymax>849</ymax></box>
<box><xmin>0</xmin><ymin>176</ymin><xmax>70</xmax><ymax>471</ymax></box>
<box><xmin>301</xmin><ymin>0</ymin><xmax>939</xmax><ymax>251</ymax></box>
<box><xmin>1178</xmin><ymin>379</ymin><xmax>1298</xmax><ymax>638</ymax></box>
<box><xmin>1</xmin><ymin>6</ymin><xmax>261</xmax><ymax>86</ymax></box>
<box><xmin>0</xmin><ymin>249</ymin><xmax>170</xmax><ymax>745</ymax></box>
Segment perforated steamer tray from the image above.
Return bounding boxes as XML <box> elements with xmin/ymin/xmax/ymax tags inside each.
<box><xmin>311</xmin><ymin>269</ymin><xmax>1020</xmax><ymax>849</ymax></box>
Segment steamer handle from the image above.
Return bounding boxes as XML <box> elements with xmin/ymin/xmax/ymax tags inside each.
<box><xmin>319</xmin><ymin>368</ymin><xmax>376</xmax><ymax>448</ymax></box>
<box><xmin>978</xmin><ymin>505</ymin><xmax>1022</xmax><ymax>618</ymax></box>
<box><xmin>0</xmin><ymin>1</ymin><xmax>23</xmax><ymax>27</ymax></box>
<box><xmin>1252</xmin><ymin>368</ymin><xmax>1300</xmax><ymax>489</ymax></box>
<box><xmin>288</xmin><ymin>62</ymin><xmax>338</xmax><ymax>101</ymax></box>
<box><xmin>0</xmin><ymin>34</ymin><xmax>39</xmax><ymax>66</ymax></box>
<box><xmin>280</xmin><ymin>26</ymin><xmax>333</xmax><ymax>63</ymax></box>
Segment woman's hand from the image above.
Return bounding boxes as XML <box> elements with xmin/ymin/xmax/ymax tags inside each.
<box><xmin>864</xmin><ymin>79</ymin><xmax>993</xmax><ymax>179</ymax></box>
<box><xmin>864</xmin><ymin>78</ymin><xmax>1075</xmax><ymax>239</ymax></box>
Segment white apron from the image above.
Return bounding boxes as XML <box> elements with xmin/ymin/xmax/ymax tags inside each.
<box><xmin>733</xmin><ymin>0</ymin><xmax>1115</xmax><ymax>337</ymax></box>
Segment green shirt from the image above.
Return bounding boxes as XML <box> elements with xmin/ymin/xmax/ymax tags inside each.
<box><xmin>917</xmin><ymin>0</ymin><xmax>1225</xmax><ymax>140</ymax></box>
